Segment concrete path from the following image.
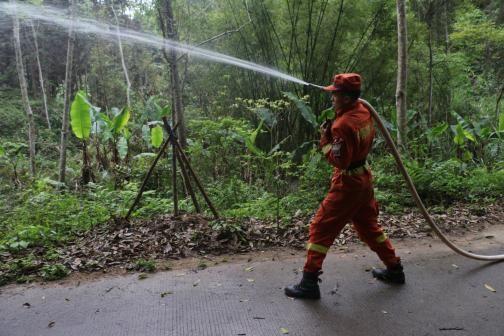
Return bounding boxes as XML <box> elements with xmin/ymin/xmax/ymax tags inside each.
<box><xmin>1</xmin><ymin>226</ymin><xmax>503</xmax><ymax>336</ymax></box>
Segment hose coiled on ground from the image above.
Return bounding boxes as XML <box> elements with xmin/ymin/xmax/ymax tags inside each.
<box><xmin>358</xmin><ymin>98</ymin><xmax>504</xmax><ymax>261</ymax></box>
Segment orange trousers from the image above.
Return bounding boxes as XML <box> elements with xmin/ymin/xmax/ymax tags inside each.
<box><xmin>304</xmin><ymin>187</ymin><xmax>400</xmax><ymax>273</ymax></box>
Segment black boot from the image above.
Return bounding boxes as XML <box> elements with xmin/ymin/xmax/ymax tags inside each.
<box><xmin>284</xmin><ymin>271</ymin><xmax>321</xmax><ymax>299</ymax></box>
<box><xmin>372</xmin><ymin>263</ymin><xmax>405</xmax><ymax>284</ymax></box>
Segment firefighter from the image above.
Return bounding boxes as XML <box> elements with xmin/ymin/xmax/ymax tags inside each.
<box><xmin>285</xmin><ymin>73</ymin><xmax>405</xmax><ymax>300</ymax></box>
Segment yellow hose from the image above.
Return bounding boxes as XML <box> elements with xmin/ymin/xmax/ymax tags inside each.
<box><xmin>359</xmin><ymin>98</ymin><xmax>504</xmax><ymax>261</ymax></box>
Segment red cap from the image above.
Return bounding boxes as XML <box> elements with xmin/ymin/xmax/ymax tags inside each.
<box><xmin>323</xmin><ymin>73</ymin><xmax>361</xmax><ymax>93</ymax></box>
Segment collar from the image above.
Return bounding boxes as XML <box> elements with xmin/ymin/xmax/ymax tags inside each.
<box><xmin>336</xmin><ymin>101</ymin><xmax>359</xmax><ymax>117</ymax></box>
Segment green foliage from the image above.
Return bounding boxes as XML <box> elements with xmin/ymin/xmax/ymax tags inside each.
<box><xmin>70</xmin><ymin>91</ymin><xmax>92</xmax><ymax>140</ymax></box>
<box><xmin>8</xmin><ymin>255</ymin><xmax>39</xmax><ymax>275</ymax></box>
<box><xmin>40</xmin><ymin>264</ymin><xmax>69</xmax><ymax>281</ymax></box>
<box><xmin>0</xmin><ymin>90</ymin><xmax>26</xmax><ymax>138</ymax></box>
<box><xmin>207</xmin><ymin>177</ymin><xmax>264</xmax><ymax>211</ymax></box>
<box><xmin>117</xmin><ymin>136</ymin><xmax>129</xmax><ymax>160</ymax></box>
<box><xmin>283</xmin><ymin>92</ymin><xmax>318</xmax><ymax>129</ymax></box>
<box><xmin>134</xmin><ymin>259</ymin><xmax>156</xmax><ymax>272</ymax></box>
<box><xmin>111</xmin><ymin>107</ymin><xmax>131</xmax><ymax>135</ymax></box>
<box><xmin>0</xmin><ymin>180</ymin><xmax>110</xmax><ymax>250</ymax></box>
<box><xmin>0</xmin><ymin>0</ymin><xmax>503</xmax><ymax>278</ymax></box>
<box><xmin>150</xmin><ymin>125</ymin><xmax>164</xmax><ymax>148</ymax></box>
<box><xmin>317</xmin><ymin>107</ymin><xmax>335</xmax><ymax>123</ymax></box>
<box><xmin>373</xmin><ymin>156</ymin><xmax>504</xmax><ymax>209</ymax></box>
<box><xmin>244</xmin><ymin>120</ymin><xmax>264</xmax><ymax>156</ymax></box>
<box><xmin>210</xmin><ymin>219</ymin><xmax>244</xmax><ymax>236</ymax></box>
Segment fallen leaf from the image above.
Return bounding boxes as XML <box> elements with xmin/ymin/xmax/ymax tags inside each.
<box><xmin>138</xmin><ymin>273</ymin><xmax>149</xmax><ymax>280</ymax></box>
<box><xmin>245</xmin><ymin>266</ymin><xmax>254</xmax><ymax>272</ymax></box>
<box><xmin>23</xmin><ymin>303</ymin><xmax>31</xmax><ymax>308</ymax></box>
<box><xmin>193</xmin><ymin>279</ymin><xmax>201</xmax><ymax>287</ymax></box>
<box><xmin>484</xmin><ymin>284</ymin><xmax>496</xmax><ymax>292</ymax></box>
<box><xmin>280</xmin><ymin>327</ymin><xmax>289</xmax><ymax>334</ymax></box>
<box><xmin>253</xmin><ymin>316</ymin><xmax>265</xmax><ymax>320</ymax></box>
<box><xmin>239</xmin><ymin>299</ymin><xmax>249</xmax><ymax>302</ymax></box>
<box><xmin>48</xmin><ymin>321</ymin><xmax>55</xmax><ymax>328</ymax></box>
<box><xmin>382</xmin><ymin>310</ymin><xmax>388</xmax><ymax>314</ymax></box>
<box><xmin>175</xmin><ymin>273</ymin><xmax>186</xmax><ymax>277</ymax></box>
<box><xmin>451</xmin><ymin>264</ymin><xmax>459</xmax><ymax>269</ymax></box>
<box><xmin>247</xmin><ymin>278</ymin><xmax>255</xmax><ymax>282</ymax></box>
<box><xmin>160</xmin><ymin>291</ymin><xmax>173</xmax><ymax>297</ymax></box>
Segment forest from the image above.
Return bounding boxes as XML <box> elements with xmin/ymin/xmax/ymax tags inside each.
<box><xmin>0</xmin><ymin>0</ymin><xmax>502</xmax><ymax>285</ymax></box>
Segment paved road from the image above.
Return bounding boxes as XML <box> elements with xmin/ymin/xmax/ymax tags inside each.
<box><xmin>1</xmin><ymin>226</ymin><xmax>503</xmax><ymax>336</ymax></box>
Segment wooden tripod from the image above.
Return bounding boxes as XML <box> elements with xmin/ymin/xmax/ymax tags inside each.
<box><xmin>125</xmin><ymin>118</ymin><xmax>219</xmax><ymax>220</ymax></box>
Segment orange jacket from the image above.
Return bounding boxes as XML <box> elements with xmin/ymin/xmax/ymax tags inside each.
<box><xmin>320</xmin><ymin>101</ymin><xmax>375</xmax><ymax>191</ymax></box>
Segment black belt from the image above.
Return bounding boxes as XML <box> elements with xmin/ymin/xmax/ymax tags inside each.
<box><xmin>347</xmin><ymin>159</ymin><xmax>367</xmax><ymax>170</ymax></box>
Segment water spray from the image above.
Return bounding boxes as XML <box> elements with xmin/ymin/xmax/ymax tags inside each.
<box><xmin>0</xmin><ymin>2</ymin><xmax>310</xmax><ymax>87</ymax></box>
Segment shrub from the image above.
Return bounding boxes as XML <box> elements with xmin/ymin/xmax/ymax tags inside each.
<box><xmin>40</xmin><ymin>264</ymin><xmax>69</xmax><ymax>281</ymax></box>
<box><xmin>134</xmin><ymin>259</ymin><xmax>156</xmax><ymax>273</ymax></box>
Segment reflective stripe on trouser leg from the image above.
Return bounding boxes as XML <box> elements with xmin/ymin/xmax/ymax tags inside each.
<box><xmin>303</xmin><ymin>189</ymin><xmax>371</xmax><ymax>273</ymax></box>
<box><xmin>307</xmin><ymin>243</ymin><xmax>329</xmax><ymax>254</ymax></box>
<box><xmin>375</xmin><ymin>232</ymin><xmax>388</xmax><ymax>243</ymax></box>
<box><xmin>352</xmin><ymin>196</ymin><xmax>400</xmax><ymax>268</ymax></box>
<box><xmin>305</xmin><ymin>243</ymin><xmax>330</xmax><ymax>273</ymax></box>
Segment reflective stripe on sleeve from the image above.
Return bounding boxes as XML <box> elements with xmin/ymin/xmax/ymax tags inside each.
<box><xmin>376</xmin><ymin>232</ymin><xmax>388</xmax><ymax>243</ymax></box>
<box><xmin>306</xmin><ymin>243</ymin><xmax>329</xmax><ymax>254</ymax></box>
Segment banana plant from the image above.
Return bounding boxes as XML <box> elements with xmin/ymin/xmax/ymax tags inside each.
<box><xmin>450</xmin><ymin>112</ymin><xmax>477</xmax><ymax>161</ymax></box>
<box><xmin>143</xmin><ymin>102</ymin><xmax>171</xmax><ymax>149</ymax></box>
<box><xmin>70</xmin><ymin>91</ymin><xmax>94</xmax><ymax>184</ymax></box>
<box><xmin>150</xmin><ymin>123</ymin><xmax>164</xmax><ymax>148</ymax></box>
<box><xmin>95</xmin><ymin>106</ymin><xmax>131</xmax><ymax>164</ymax></box>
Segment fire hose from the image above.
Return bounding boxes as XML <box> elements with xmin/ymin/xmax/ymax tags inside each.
<box><xmin>310</xmin><ymin>83</ymin><xmax>503</xmax><ymax>261</ymax></box>
<box><xmin>359</xmin><ymin>98</ymin><xmax>504</xmax><ymax>261</ymax></box>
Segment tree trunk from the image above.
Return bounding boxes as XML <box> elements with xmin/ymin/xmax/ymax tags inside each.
<box><xmin>159</xmin><ymin>0</ymin><xmax>187</xmax><ymax>148</ymax></box>
<box><xmin>30</xmin><ymin>20</ymin><xmax>51</xmax><ymax>129</ymax></box>
<box><xmin>112</xmin><ymin>6</ymin><xmax>131</xmax><ymax>108</ymax></box>
<box><xmin>12</xmin><ymin>5</ymin><xmax>36</xmax><ymax>177</ymax></box>
<box><xmin>395</xmin><ymin>0</ymin><xmax>408</xmax><ymax>147</ymax></box>
<box><xmin>58</xmin><ymin>1</ymin><xmax>75</xmax><ymax>185</ymax></box>
<box><xmin>427</xmin><ymin>27</ymin><xmax>433</xmax><ymax>126</ymax></box>
<box><xmin>444</xmin><ymin>0</ymin><xmax>450</xmax><ymax>54</ymax></box>
<box><xmin>496</xmin><ymin>85</ymin><xmax>503</xmax><ymax>121</ymax></box>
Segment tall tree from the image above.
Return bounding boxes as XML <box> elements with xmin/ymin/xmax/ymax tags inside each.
<box><xmin>58</xmin><ymin>1</ymin><xmax>76</xmax><ymax>185</ymax></box>
<box><xmin>29</xmin><ymin>20</ymin><xmax>51</xmax><ymax>129</ymax></box>
<box><xmin>12</xmin><ymin>2</ymin><xmax>36</xmax><ymax>176</ymax></box>
<box><xmin>395</xmin><ymin>0</ymin><xmax>408</xmax><ymax>147</ymax></box>
<box><xmin>112</xmin><ymin>6</ymin><xmax>131</xmax><ymax>108</ymax></box>
<box><xmin>158</xmin><ymin>0</ymin><xmax>187</xmax><ymax>148</ymax></box>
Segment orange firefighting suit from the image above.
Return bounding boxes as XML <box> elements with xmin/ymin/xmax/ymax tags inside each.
<box><xmin>304</xmin><ymin>101</ymin><xmax>401</xmax><ymax>273</ymax></box>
